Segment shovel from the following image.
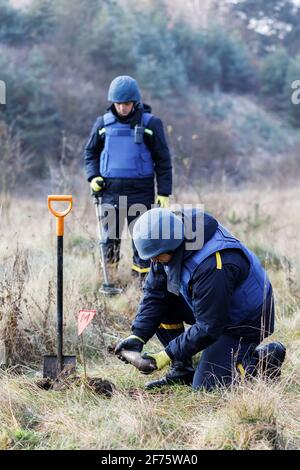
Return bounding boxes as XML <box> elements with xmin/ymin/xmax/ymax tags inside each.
<box><xmin>43</xmin><ymin>195</ymin><xmax>76</xmax><ymax>380</ymax></box>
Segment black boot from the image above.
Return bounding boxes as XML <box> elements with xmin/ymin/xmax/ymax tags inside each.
<box><xmin>145</xmin><ymin>360</ymin><xmax>194</xmax><ymax>390</ymax></box>
<box><xmin>251</xmin><ymin>342</ymin><xmax>286</xmax><ymax>379</ymax></box>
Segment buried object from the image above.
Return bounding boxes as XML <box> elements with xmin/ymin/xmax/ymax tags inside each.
<box><xmin>43</xmin><ymin>195</ymin><xmax>76</xmax><ymax>379</ymax></box>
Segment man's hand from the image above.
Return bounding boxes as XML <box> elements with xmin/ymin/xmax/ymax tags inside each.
<box><xmin>155</xmin><ymin>195</ymin><xmax>169</xmax><ymax>208</ymax></box>
<box><xmin>142</xmin><ymin>350</ymin><xmax>171</xmax><ymax>371</ymax></box>
<box><xmin>90</xmin><ymin>176</ymin><xmax>104</xmax><ymax>194</ymax></box>
<box><xmin>114</xmin><ymin>335</ymin><xmax>145</xmax><ymax>356</ymax></box>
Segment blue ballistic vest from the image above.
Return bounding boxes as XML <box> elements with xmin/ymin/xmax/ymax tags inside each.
<box><xmin>180</xmin><ymin>224</ymin><xmax>271</xmax><ymax>326</ymax></box>
<box><xmin>99</xmin><ymin>111</ymin><xmax>154</xmax><ymax>178</ymax></box>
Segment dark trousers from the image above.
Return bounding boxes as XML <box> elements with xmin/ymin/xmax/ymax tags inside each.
<box><xmin>155</xmin><ymin>295</ymin><xmax>259</xmax><ymax>391</ymax></box>
<box><xmin>101</xmin><ymin>178</ymin><xmax>154</xmax><ymax>274</ymax></box>
<box><xmin>193</xmin><ymin>334</ymin><xmax>258</xmax><ymax>391</ymax></box>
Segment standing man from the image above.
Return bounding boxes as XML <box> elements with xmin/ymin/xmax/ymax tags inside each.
<box><xmin>84</xmin><ymin>76</ymin><xmax>172</xmax><ymax>277</ymax></box>
<box><xmin>114</xmin><ymin>208</ymin><xmax>286</xmax><ymax>391</ymax></box>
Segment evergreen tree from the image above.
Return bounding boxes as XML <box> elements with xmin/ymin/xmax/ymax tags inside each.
<box><xmin>0</xmin><ymin>0</ymin><xmax>23</xmax><ymax>44</ymax></box>
<box><xmin>232</xmin><ymin>0</ymin><xmax>300</xmax><ymax>53</ymax></box>
<box><xmin>260</xmin><ymin>48</ymin><xmax>290</xmax><ymax>108</ymax></box>
<box><xmin>183</xmin><ymin>26</ymin><xmax>255</xmax><ymax>93</ymax></box>
<box><xmin>135</xmin><ymin>6</ymin><xmax>188</xmax><ymax>98</ymax></box>
<box><xmin>0</xmin><ymin>48</ymin><xmax>61</xmax><ymax>174</ymax></box>
<box><xmin>23</xmin><ymin>0</ymin><xmax>56</xmax><ymax>42</ymax></box>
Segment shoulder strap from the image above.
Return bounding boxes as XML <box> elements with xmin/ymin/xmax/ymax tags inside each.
<box><xmin>143</xmin><ymin>113</ymin><xmax>154</xmax><ymax>137</ymax></box>
<box><xmin>142</xmin><ymin>112</ymin><xmax>153</xmax><ymax>127</ymax></box>
<box><xmin>103</xmin><ymin>111</ymin><xmax>117</xmax><ymax>127</ymax></box>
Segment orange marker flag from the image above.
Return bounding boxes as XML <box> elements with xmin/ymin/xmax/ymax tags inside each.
<box><xmin>78</xmin><ymin>310</ymin><xmax>96</xmax><ymax>336</ymax></box>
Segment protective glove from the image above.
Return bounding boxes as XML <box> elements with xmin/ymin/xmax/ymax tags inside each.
<box><xmin>155</xmin><ymin>195</ymin><xmax>169</xmax><ymax>208</ymax></box>
<box><xmin>142</xmin><ymin>350</ymin><xmax>171</xmax><ymax>371</ymax></box>
<box><xmin>90</xmin><ymin>176</ymin><xmax>104</xmax><ymax>194</ymax></box>
<box><xmin>114</xmin><ymin>335</ymin><xmax>145</xmax><ymax>356</ymax></box>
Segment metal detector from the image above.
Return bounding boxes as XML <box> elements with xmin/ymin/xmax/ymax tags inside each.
<box><xmin>92</xmin><ymin>193</ymin><xmax>122</xmax><ymax>296</ymax></box>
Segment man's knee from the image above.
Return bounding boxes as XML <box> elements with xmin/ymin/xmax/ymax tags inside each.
<box><xmin>192</xmin><ymin>360</ymin><xmax>232</xmax><ymax>391</ymax></box>
<box><xmin>191</xmin><ymin>335</ymin><xmax>257</xmax><ymax>391</ymax></box>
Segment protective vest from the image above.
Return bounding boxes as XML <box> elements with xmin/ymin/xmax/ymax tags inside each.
<box><xmin>99</xmin><ymin>111</ymin><xmax>154</xmax><ymax>178</ymax></box>
<box><xmin>180</xmin><ymin>224</ymin><xmax>271</xmax><ymax>326</ymax></box>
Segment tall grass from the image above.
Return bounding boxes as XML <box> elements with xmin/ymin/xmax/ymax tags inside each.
<box><xmin>0</xmin><ymin>187</ymin><xmax>299</xmax><ymax>449</ymax></box>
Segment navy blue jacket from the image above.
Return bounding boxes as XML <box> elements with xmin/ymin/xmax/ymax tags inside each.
<box><xmin>84</xmin><ymin>103</ymin><xmax>172</xmax><ymax>196</ymax></box>
<box><xmin>132</xmin><ymin>212</ymin><xmax>274</xmax><ymax>361</ymax></box>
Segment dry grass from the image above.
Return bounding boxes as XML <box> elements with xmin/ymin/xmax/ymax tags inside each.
<box><xmin>0</xmin><ymin>186</ymin><xmax>299</xmax><ymax>449</ymax></box>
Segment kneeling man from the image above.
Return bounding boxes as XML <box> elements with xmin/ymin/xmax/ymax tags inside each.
<box><xmin>115</xmin><ymin>208</ymin><xmax>285</xmax><ymax>391</ymax></box>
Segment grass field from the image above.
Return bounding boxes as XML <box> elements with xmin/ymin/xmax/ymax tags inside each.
<box><xmin>0</xmin><ymin>186</ymin><xmax>299</xmax><ymax>450</ymax></box>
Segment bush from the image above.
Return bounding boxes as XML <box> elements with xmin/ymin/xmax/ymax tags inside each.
<box><xmin>0</xmin><ymin>48</ymin><xmax>61</xmax><ymax>175</ymax></box>
<box><xmin>0</xmin><ymin>0</ymin><xmax>55</xmax><ymax>45</ymax></box>
<box><xmin>86</xmin><ymin>0</ymin><xmax>188</xmax><ymax>98</ymax></box>
<box><xmin>182</xmin><ymin>26</ymin><xmax>255</xmax><ymax>93</ymax></box>
<box><xmin>0</xmin><ymin>0</ymin><xmax>23</xmax><ymax>44</ymax></box>
<box><xmin>22</xmin><ymin>0</ymin><xmax>56</xmax><ymax>43</ymax></box>
<box><xmin>260</xmin><ymin>48</ymin><xmax>291</xmax><ymax>101</ymax></box>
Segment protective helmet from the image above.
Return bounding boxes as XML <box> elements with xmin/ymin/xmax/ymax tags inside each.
<box><xmin>133</xmin><ymin>208</ymin><xmax>184</xmax><ymax>260</ymax></box>
<box><xmin>108</xmin><ymin>75</ymin><xmax>141</xmax><ymax>103</ymax></box>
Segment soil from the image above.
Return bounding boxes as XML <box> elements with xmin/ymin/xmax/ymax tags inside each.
<box><xmin>85</xmin><ymin>377</ymin><xmax>116</xmax><ymax>397</ymax></box>
<box><xmin>36</xmin><ymin>375</ymin><xmax>116</xmax><ymax>397</ymax></box>
<box><xmin>107</xmin><ymin>344</ymin><xmax>117</xmax><ymax>354</ymax></box>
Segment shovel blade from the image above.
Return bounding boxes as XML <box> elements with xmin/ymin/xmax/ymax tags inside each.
<box><xmin>43</xmin><ymin>355</ymin><xmax>76</xmax><ymax>379</ymax></box>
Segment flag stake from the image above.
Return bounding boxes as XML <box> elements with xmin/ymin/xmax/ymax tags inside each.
<box><xmin>80</xmin><ymin>332</ymin><xmax>87</xmax><ymax>381</ymax></box>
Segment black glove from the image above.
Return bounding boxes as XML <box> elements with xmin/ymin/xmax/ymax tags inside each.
<box><xmin>114</xmin><ymin>335</ymin><xmax>144</xmax><ymax>357</ymax></box>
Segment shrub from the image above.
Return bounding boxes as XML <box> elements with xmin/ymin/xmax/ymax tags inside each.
<box><xmin>260</xmin><ymin>48</ymin><xmax>291</xmax><ymax>104</ymax></box>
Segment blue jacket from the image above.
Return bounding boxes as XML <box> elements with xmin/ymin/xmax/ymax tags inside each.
<box><xmin>84</xmin><ymin>103</ymin><xmax>172</xmax><ymax>196</ymax></box>
<box><xmin>132</xmin><ymin>210</ymin><xmax>274</xmax><ymax>361</ymax></box>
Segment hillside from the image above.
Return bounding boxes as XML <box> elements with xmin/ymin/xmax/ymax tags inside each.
<box><xmin>1</xmin><ymin>0</ymin><xmax>300</xmax><ymax>189</ymax></box>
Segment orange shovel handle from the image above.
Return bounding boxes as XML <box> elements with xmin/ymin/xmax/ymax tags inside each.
<box><xmin>48</xmin><ymin>195</ymin><xmax>73</xmax><ymax>236</ymax></box>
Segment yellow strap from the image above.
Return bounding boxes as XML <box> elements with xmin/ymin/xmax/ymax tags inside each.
<box><xmin>216</xmin><ymin>251</ymin><xmax>222</xmax><ymax>270</ymax></box>
<box><xmin>159</xmin><ymin>322</ymin><xmax>184</xmax><ymax>330</ymax></box>
<box><xmin>237</xmin><ymin>363</ymin><xmax>245</xmax><ymax>378</ymax></box>
<box><xmin>99</xmin><ymin>128</ymin><xmax>106</xmax><ymax>135</ymax></box>
<box><xmin>131</xmin><ymin>265</ymin><xmax>150</xmax><ymax>274</ymax></box>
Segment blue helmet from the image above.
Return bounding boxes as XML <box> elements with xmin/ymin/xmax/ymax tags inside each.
<box><xmin>133</xmin><ymin>208</ymin><xmax>184</xmax><ymax>260</ymax></box>
<box><xmin>108</xmin><ymin>76</ymin><xmax>141</xmax><ymax>103</ymax></box>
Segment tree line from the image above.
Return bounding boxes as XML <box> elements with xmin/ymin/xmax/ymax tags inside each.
<box><xmin>0</xmin><ymin>0</ymin><xmax>300</xmax><ymax>183</ymax></box>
